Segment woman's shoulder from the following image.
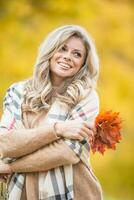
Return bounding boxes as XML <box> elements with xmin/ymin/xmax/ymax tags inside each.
<box><xmin>8</xmin><ymin>80</ymin><xmax>27</xmax><ymax>91</ymax></box>
<box><xmin>4</xmin><ymin>80</ymin><xmax>27</xmax><ymax>102</ymax></box>
<box><xmin>7</xmin><ymin>80</ymin><xmax>28</xmax><ymax>93</ymax></box>
<box><xmin>71</xmin><ymin>88</ymin><xmax>99</xmax><ymax>113</ymax></box>
<box><xmin>80</xmin><ymin>88</ymin><xmax>99</xmax><ymax>106</ymax></box>
<box><xmin>87</xmin><ymin>88</ymin><xmax>99</xmax><ymax>101</ymax></box>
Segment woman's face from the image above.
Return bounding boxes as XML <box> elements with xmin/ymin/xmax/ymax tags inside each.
<box><xmin>50</xmin><ymin>36</ymin><xmax>86</xmax><ymax>86</ymax></box>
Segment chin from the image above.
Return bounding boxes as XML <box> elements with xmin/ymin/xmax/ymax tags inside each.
<box><xmin>55</xmin><ymin>70</ymin><xmax>71</xmax><ymax>78</ymax></box>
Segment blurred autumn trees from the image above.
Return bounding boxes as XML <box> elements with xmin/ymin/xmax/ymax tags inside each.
<box><xmin>0</xmin><ymin>0</ymin><xmax>134</xmax><ymax>199</ymax></box>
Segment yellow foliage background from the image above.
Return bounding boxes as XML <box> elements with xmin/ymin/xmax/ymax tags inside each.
<box><xmin>0</xmin><ymin>0</ymin><xmax>134</xmax><ymax>199</ymax></box>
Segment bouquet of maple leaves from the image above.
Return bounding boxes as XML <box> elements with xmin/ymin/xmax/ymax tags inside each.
<box><xmin>91</xmin><ymin>110</ymin><xmax>122</xmax><ymax>155</ymax></box>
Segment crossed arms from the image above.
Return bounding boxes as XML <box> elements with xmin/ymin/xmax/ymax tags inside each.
<box><xmin>0</xmin><ymin>85</ymin><xmax>99</xmax><ymax>176</ymax></box>
<box><xmin>0</xmin><ymin>123</ymin><xmax>80</xmax><ymax>174</ymax></box>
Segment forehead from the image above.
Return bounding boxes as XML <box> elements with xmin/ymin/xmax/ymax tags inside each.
<box><xmin>63</xmin><ymin>36</ymin><xmax>86</xmax><ymax>52</ymax></box>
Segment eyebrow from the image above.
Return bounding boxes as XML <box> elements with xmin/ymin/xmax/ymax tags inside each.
<box><xmin>63</xmin><ymin>44</ymin><xmax>84</xmax><ymax>53</ymax></box>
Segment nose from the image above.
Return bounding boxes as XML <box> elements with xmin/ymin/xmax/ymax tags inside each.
<box><xmin>63</xmin><ymin>51</ymin><xmax>72</xmax><ymax>62</ymax></box>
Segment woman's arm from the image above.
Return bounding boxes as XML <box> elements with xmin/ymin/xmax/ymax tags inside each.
<box><xmin>0</xmin><ymin>139</ymin><xmax>80</xmax><ymax>173</ymax></box>
<box><xmin>0</xmin><ymin>82</ymin><xmax>59</xmax><ymax>159</ymax></box>
<box><xmin>0</xmin><ymin>123</ymin><xmax>59</xmax><ymax>158</ymax></box>
<box><xmin>0</xmin><ymin>120</ymin><xmax>92</xmax><ymax>175</ymax></box>
<box><xmin>0</xmin><ymin>82</ymin><xmax>95</xmax><ymax>161</ymax></box>
<box><xmin>0</xmin><ymin>95</ymin><xmax>98</xmax><ymax>174</ymax></box>
<box><xmin>0</xmin><ymin>118</ymin><xmax>93</xmax><ymax>159</ymax></box>
<box><xmin>0</xmin><ymin>120</ymin><xmax>93</xmax><ymax>173</ymax></box>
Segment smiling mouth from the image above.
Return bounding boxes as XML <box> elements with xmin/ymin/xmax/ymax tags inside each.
<box><xmin>58</xmin><ymin>62</ymin><xmax>72</xmax><ymax>69</ymax></box>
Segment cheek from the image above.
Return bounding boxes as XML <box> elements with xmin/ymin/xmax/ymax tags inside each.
<box><xmin>50</xmin><ymin>55</ymin><xmax>57</xmax><ymax>68</ymax></box>
<box><xmin>49</xmin><ymin>59</ymin><xmax>53</xmax><ymax>70</ymax></box>
<box><xmin>52</xmin><ymin>52</ymin><xmax>60</xmax><ymax>60</ymax></box>
<box><xmin>75</xmin><ymin>59</ymin><xmax>84</xmax><ymax>71</ymax></box>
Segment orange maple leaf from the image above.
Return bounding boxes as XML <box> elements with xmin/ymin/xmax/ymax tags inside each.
<box><xmin>91</xmin><ymin>110</ymin><xmax>122</xmax><ymax>154</ymax></box>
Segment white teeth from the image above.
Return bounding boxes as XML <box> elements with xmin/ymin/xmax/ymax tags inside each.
<box><xmin>58</xmin><ymin>62</ymin><xmax>71</xmax><ymax>69</ymax></box>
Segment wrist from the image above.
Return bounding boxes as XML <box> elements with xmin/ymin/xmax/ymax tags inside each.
<box><xmin>0</xmin><ymin>161</ymin><xmax>12</xmax><ymax>174</ymax></box>
<box><xmin>53</xmin><ymin>122</ymin><xmax>62</xmax><ymax>137</ymax></box>
<box><xmin>8</xmin><ymin>164</ymin><xmax>12</xmax><ymax>174</ymax></box>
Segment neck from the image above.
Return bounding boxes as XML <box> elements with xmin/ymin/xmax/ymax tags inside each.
<box><xmin>50</xmin><ymin>71</ymin><xmax>66</xmax><ymax>87</ymax></box>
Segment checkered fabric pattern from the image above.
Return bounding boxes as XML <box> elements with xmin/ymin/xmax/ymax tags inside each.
<box><xmin>0</xmin><ymin>81</ymin><xmax>99</xmax><ymax>200</ymax></box>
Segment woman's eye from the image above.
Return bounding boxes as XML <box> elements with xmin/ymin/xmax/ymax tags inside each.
<box><xmin>59</xmin><ymin>46</ymin><xmax>66</xmax><ymax>52</ymax></box>
<box><xmin>73</xmin><ymin>52</ymin><xmax>82</xmax><ymax>58</ymax></box>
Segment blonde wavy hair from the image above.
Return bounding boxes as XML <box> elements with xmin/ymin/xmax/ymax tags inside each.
<box><xmin>23</xmin><ymin>25</ymin><xmax>99</xmax><ymax>113</ymax></box>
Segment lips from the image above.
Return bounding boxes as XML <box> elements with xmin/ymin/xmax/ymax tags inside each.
<box><xmin>58</xmin><ymin>62</ymin><xmax>72</xmax><ymax>69</ymax></box>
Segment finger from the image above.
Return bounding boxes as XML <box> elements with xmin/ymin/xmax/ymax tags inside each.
<box><xmin>81</xmin><ymin>127</ymin><xmax>95</xmax><ymax>143</ymax></box>
<box><xmin>79</xmin><ymin>131</ymin><xmax>89</xmax><ymax>140</ymax></box>
<box><xmin>92</xmin><ymin>127</ymin><xmax>97</xmax><ymax>135</ymax></box>
<box><xmin>0</xmin><ymin>177</ymin><xmax>7</xmax><ymax>182</ymax></box>
<box><xmin>82</xmin><ymin>126</ymin><xmax>94</xmax><ymax>137</ymax></box>
<box><xmin>82</xmin><ymin>122</ymin><xmax>93</xmax><ymax>129</ymax></box>
<box><xmin>78</xmin><ymin>135</ymin><xmax>84</xmax><ymax>141</ymax></box>
<box><xmin>67</xmin><ymin>133</ymin><xmax>82</xmax><ymax>141</ymax></box>
<box><xmin>72</xmin><ymin>133</ymin><xmax>84</xmax><ymax>141</ymax></box>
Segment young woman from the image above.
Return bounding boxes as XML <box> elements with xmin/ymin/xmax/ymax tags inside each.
<box><xmin>0</xmin><ymin>25</ymin><xmax>103</xmax><ymax>200</ymax></box>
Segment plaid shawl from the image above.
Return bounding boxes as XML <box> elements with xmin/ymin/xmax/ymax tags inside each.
<box><xmin>0</xmin><ymin>81</ymin><xmax>99</xmax><ymax>200</ymax></box>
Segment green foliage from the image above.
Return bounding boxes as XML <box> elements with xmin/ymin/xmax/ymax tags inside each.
<box><xmin>0</xmin><ymin>0</ymin><xmax>133</xmax><ymax>199</ymax></box>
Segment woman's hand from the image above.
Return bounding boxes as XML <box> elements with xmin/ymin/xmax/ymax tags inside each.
<box><xmin>55</xmin><ymin>120</ymin><xmax>95</xmax><ymax>141</ymax></box>
<box><xmin>0</xmin><ymin>174</ymin><xmax>9</xmax><ymax>182</ymax></box>
<box><xmin>0</xmin><ymin>160</ymin><xmax>11</xmax><ymax>174</ymax></box>
<box><xmin>0</xmin><ymin>160</ymin><xmax>11</xmax><ymax>182</ymax></box>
